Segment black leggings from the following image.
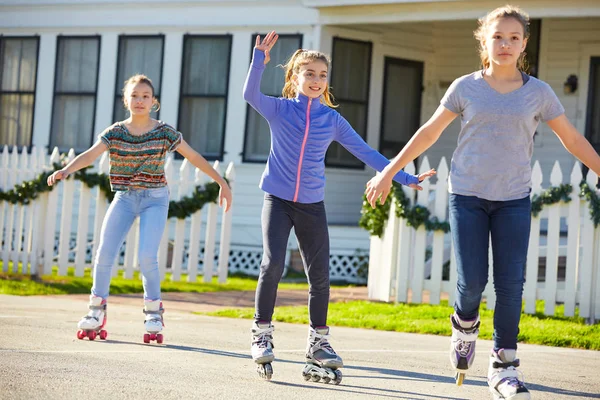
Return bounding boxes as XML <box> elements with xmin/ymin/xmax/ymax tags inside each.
<box><xmin>254</xmin><ymin>194</ymin><xmax>330</xmax><ymax>327</ymax></box>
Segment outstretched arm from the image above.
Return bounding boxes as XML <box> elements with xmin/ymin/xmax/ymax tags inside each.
<box><xmin>242</xmin><ymin>31</ymin><xmax>281</xmax><ymax>120</ymax></box>
<box><xmin>365</xmin><ymin>105</ymin><xmax>458</xmax><ymax>207</ymax></box>
<box><xmin>47</xmin><ymin>140</ymin><xmax>107</xmax><ymax>186</ymax></box>
<box><xmin>547</xmin><ymin>114</ymin><xmax>600</xmax><ymax>176</ymax></box>
<box><xmin>176</xmin><ymin>139</ymin><xmax>232</xmax><ymax>212</ymax></box>
<box><xmin>335</xmin><ymin>115</ymin><xmax>429</xmax><ymax>187</ymax></box>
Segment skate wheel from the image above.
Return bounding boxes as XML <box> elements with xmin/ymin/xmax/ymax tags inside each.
<box><xmin>156</xmin><ymin>334</ymin><xmax>163</xmax><ymax>344</ymax></box>
<box><xmin>311</xmin><ymin>375</ymin><xmax>320</xmax><ymax>382</ymax></box>
<box><xmin>143</xmin><ymin>333</ymin><xmax>150</xmax><ymax>344</ymax></box>
<box><xmin>99</xmin><ymin>330</ymin><xmax>108</xmax><ymax>340</ymax></box>
<box><xmin>302</xmin><ymin>371</ymin><xmax>311</xmax><ymax>381</ymax></box>
<box><xmin>77</xmin><ymin>330</ymin><xmax>85</xmax><ymax>340</ymax></box>
<box><xmin>455</xmin><ymin>372</ymin><xmax>465</xmax><ymax>386</ymax></box>
<box><xmin>333</xmin><ymin>369</ymin><xmax>342</xmax><ymax>385</ymax></box>
<box><xmin>257</xmin><ymin>363</ymin><xmax>273</xmax><ymax>381</ymax></box>
<box><xmin>323</xmin><ymin>377</ymin><xmax>331</xmax><ymax>384</ymax></box>
<box><xmin>88</xmin><ymin>331</ymin><xmax>97</xmax><ymax>340</ymax></box>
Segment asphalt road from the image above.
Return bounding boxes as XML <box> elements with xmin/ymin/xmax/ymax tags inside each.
<box><xmin>0</xmin><ymin>294</ymin><xmax>598</xmax><ymax>400</ymax></box>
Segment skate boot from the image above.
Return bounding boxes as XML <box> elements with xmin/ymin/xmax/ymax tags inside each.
<box><xmin>302</xmin><ymin>326</ymin><xmax>343</xmax><ymax>385</ymax></box>
<box><xmin>76</xmin><ymin>295</ymin><xmax>108</xmax><ymax>341</ymax></box>
<box><xmin>488</xmin><ymin>349</ymin><xmax>530</xmax><ymax>400</ymax></box>
<box><xmin>251</xmin><ymin>321</ymin><xmax>275</xmax><ymax>380</ymax></box>
<box><xmin>143</xmin><ymin>299</ymin><xmax>164</xmax><ymax>344</ymax></box>
<box><xmin>450</xmin><ymin>313</ymin><xmax>480</xmax><ymax>386</ymax></box>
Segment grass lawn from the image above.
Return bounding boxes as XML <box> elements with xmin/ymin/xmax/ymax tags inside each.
<box><xmin>202</xmin><ymin>300</ymin><xmax>600</xmax><ymax>351</ymax></box>
<box><xmin>0</xmin><ymin>262</ymin><xmax>310</xmax><ymax>295</ymax></box>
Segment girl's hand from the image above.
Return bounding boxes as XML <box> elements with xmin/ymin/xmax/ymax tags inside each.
<box><xmin>365</xmin><ymin>173</ymin><xmax>394</xmax><ymax>208</ymax></box>
<box><xmin>255</xmin><ymin>31</ymin><xmax>279</xmax><ymax>64</ymax></box>
<box><xmin>47</xmin><ymin>169</ymin><xmax>69</xmax><ymax>186</ymax></box>
<box><xmin>219</xmin><ymin>183</ymin><xmax>233</xmax><ymax>213</ymax></box>
<box><xmin>407</xmin><ymin>168</ymin><xmax>437</xmax><ymax>191</ymax></box>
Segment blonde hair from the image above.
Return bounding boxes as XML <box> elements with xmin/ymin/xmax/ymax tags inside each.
<box><xmin>474</xmin><ymin>5</ymin><xmax>530</xmax><ymax>72</ymax></box>
<box><xmin>122</xmin><ymin>74</ymin><xmax>160</xmax><ymax>112</ymax></box>
<box><xmin>281</xmin><ymin>49</ymin><xmax>337</xmax><ymax>108</ymax></box>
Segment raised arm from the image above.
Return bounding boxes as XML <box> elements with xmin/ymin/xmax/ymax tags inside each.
<box><xmin>242</xmin><ymin>32</ymin><xmax>281</xmax><ymax>120</ymax></box>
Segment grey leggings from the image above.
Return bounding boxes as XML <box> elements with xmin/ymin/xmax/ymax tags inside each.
<box><xmin>254</xmin><ymin>194</ymin><xmax>330</xmax><ymax>327</ymax></box>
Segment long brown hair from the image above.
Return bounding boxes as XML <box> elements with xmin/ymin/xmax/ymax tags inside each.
<box><xmin>122</xmin><ymin>74</ymin><xmax>160</xmax><ymax>112</ymax></box>
<box><xmin>281</xmin><ymin>49</ymin><xmax>337</xmax><ymax>108</ymax></box>
<box><xmin>474</xmin><ymin>5</ymin><xmax>530</xmax><ymax>72</ymax></box>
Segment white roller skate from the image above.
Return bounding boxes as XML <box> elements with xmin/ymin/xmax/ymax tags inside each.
<box><xmin>251</xmin><ymin>321</ymin><xmax>275</xmax><ymax>380</ymax></box>
<box><xmin>488</xmin><ymin>349</ymin><xmax>530</xmax><ymax>400</ymax></box>
<box><xmin>76</xmin><ymin>295</ymin><xmax>108</xmax><ymax>341</ymax></box>
<box><xmin>302</xmin><ymin>326</ymin><xmax>343</xmax><ymax>385</ymax></box>
<box><xmin>143</xmin><ymin>300</ymin><xmax>164</xmax><ymax>344</ymax></box>
<box><xmin>450</xmin><ymin>313</ymin><xmax>480</xmax><ymax>386</ymax></box>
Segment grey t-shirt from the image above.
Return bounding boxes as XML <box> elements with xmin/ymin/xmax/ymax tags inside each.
<box><xmin>441</xmin><ymin>71</ymin><xmax>565</xmax><ymax>201</ymax></box>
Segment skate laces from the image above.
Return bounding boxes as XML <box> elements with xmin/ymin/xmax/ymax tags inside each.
<box><xmin>311</xmin><ymin>332</ymin><xmax>336</xmax><ymax>354</ymax></box>
<box><xmin>252</xmin><ymin>326</ymin><xmax>274</xmax><ymax>349</ymax></box>
<box><xmin>454</xmin><ymin>340</ymin><xmax>472</xmax><ymax>357</ymax></box>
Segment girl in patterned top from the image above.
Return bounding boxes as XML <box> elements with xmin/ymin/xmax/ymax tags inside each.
<box><xmin>47</xmin><ymin>74</ymin><xmax>232</xmax><ymax>343</ymax></box>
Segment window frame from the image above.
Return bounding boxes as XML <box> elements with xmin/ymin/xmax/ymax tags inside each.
<box><xmin>49</xmin><ymin>35</ymin><xmax>102</xmax><ymax>153</ymax></box>
<box><xmin>176</xmin><ymin>34</ymin><xmax>233</xmax><ymax>161</ymax></box>
<box><xmin>241</xmin><ymin>33</ymin><xmax>303</xmax><ymax>164</ymax></box>
<box><xmin>0</xmin><ymin>35</ymin><xmax>41</xmax><ymax>150</ymax></box>
<box><xmin>112</xmin><ymin>34</ymin><xmax>165</xmax><ymax>122</ymax></box>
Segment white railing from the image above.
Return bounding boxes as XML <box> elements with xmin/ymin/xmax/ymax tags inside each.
<box><xmin>0</xmin><ymin>145</ymin><xmax>235</xmax><ymax>283</ymax></box>
<box><xmin>368</xmin><ymin>156</ymin><xmax>600</xmax><ymax>321</ymax></box>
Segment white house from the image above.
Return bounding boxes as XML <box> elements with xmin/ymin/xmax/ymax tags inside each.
<box><xmin>1</xmin><ymin>0</ymin><xmax>599</xmax><ymax>280</ymax></box>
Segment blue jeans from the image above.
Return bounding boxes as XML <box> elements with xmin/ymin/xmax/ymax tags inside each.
<box><xmin>91</xmin><ymin>186</ymin><xmax>169</xmax><ymax>301</ymax></box>
<box><xmin>449</xmin><ymin>194</ymin><xmax>531</xmax><ymax>350</ymax></box>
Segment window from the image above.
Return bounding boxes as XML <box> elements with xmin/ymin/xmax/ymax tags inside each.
<box><xmin>50</xmin><ymin>36</ymin><xmax>100</xmax><ymax>152</ymax></box>
<box><xmin>113</xmin><ymin>35</ymin><xmax>164</xmax><ymax>122</ymax></box>
<box><xmin>526</xmin><ymin>19</ymin><xmax>541</xmax><ymax>77</ymax></box>
<box><xmin>243</xmin><ymin>34</ymin><xmax>303</xmax><ymax>162</ymax></box>
<box><xmin>379</xmin><ymin>57</ymin><xmax>423</xmax><ymax>160</ymax></box>
<box><xmin>0</xmin><ymin>36</ymin><xmax>39</xmax><ymax>147</ymax></box>
<box><xmin>177</xmin><ymin>35</ymin><xmax>232</xmax><ymax>160</ymax></box>
<box><xmin>326</xmin><ymin>38</ymin><xmax>372</xmax><ymax>168</ymax></box>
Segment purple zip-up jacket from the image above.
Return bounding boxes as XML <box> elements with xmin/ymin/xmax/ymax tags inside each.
<box><xmin>243</xmin><ymin>49</ymin><xmax>419</xmax><ymax>204</ymax></box>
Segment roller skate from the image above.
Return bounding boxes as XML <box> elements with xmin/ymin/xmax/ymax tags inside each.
<box><xmin>251</xmin><ymin>321</ymin><xmax>275</xmax><ymax>380</ymax></box>
<box><xmin>142</xmin><ymin>300</ymin><xmax>164</xmax><ymax>344</ymax></box>
<box><xmin>450</xmin><ymin>313</ymin><xmax>480</xmax><ymax>386</ymax></box>
<box><xmin>76</xmin><ymin>295</ymin><xmax>108</xmax><ymax>341</ymax></box>
<box><xmin>488</xmin><ymin>349</ymin><xmax>530</xmax><ymax>400</ymax></box>
<box><xmin>301</xmin><ymin>326</ymin><xmax>343</xmax><ymax>385</ymax></box>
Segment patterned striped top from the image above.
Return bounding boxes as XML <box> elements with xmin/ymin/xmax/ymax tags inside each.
<box><xmin>99</xmin><ymin>121</ymin><xmax>182</xmax><ymax>191</ymax></box>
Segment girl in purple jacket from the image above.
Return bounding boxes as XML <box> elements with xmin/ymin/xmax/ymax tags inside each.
<box><xmin>243</xmin><ymin>31</ymin><xmax>435</xmax><ymax>382</ymax></box>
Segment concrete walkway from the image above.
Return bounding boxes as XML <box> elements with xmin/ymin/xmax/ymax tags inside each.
<box><xmin>0</xmin><ymin>293</ymin><xmax>598</xmax><ymax>400</ymax></box>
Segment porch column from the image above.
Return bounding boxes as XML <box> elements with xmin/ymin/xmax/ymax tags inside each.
<box><xmin>94</xmin><ymin>33</ymin><xmax>117</xmax><ymax>134</ymax></box>
<box><xmin>159</xmin><ymin>33</ymin><xmax>183</xmax><ymax>128</ymax></box>
<box><xmin>32</xmin><ymin>33</ymin><xmax>56</xmax><ymax>149</ymax></box>
<box><xmin>222</xmin><ymin>32</ymin><xmax>251</xmax><ymax>165</ymax></box>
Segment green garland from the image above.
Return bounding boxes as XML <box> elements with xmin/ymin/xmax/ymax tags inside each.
<box><xmin>530</xmin><ymin>184</ymin><xmax>572</xmax><ymax>217</ymax></box>
<box><xmin>359</xmin><ymin>182</ymin><xmax>450</xmax><ymax>238</ymax></box>
<box><xmin>579</xmin><ymin>181</ymin><xmax>600</xmax><ymax>227</ymax></box>
<box><xmin>0</xmin><ymin>160</ymin><xmax>222</xmax><ymax>220</ymax></box>
<box><xmin>360</xmin><ymin>180</ymin><xmax>600</xmax><ymax>237</ymax></box>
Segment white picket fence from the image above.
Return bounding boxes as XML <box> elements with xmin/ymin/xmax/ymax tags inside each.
<box><xmin>0</xmin><ymin>146</ymin><xmax>235</xmax><ymax>283</ymax></box>
<box><xmin>368</xmin><ymin>156</ymin><xmax>600</xmax><ymax>321</ymax></box>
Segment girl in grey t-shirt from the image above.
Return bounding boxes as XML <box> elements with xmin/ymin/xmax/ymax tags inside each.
<box><xmin>365</xmin><ymin>5</ymin><xmax>600</xmax><ymax>400</ymax></box>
